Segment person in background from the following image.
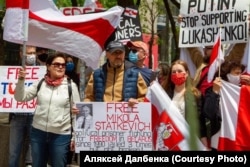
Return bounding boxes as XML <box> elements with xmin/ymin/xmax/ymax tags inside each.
<box><xmin>202</xmin><ymin>60</ymin><xmax>246</xmax><ymax>150</ymax></box>
<box><xmin>64</xmin><ymin>54</ymin><xmax>80</xmax><ymax>166</ymax></box>
<box><xmin>36</xmin><ymin>47</ymin><xmax>49</xmax><ymax>65</ymax></box>
<box><xmin>191</xmin><ymin>45</ymin><xmax>214</xmax><ymax>148</ymax></box>
<box><xmin>9</xmin><ymin>45</ymin><xmax>37</xmax><ymax>167</ymax></box>
<box><xmin>84</xmin><ymin>65</ymin><xmax>93</xmax><ymax>85</ymax></box>
<box><xmin>178</xmin><ymin>14</ymin><xmax>213</xmax><ymax>95</ymax></box>
<box><xmin>192</xmin><ymin>46</ymin><xmax>213</xmax><ymax>96</ymax></box>
<box><xmin>14</xmin><ymin>52</ymin><xmax>80</xmax><ymax>167</ymax></box>
<box><xmin>157</xmin><ymin>62</ymin><xmax>170</xmax><ymax>92</ymax></box>
<box><xmin>126</xmin><ymin>40</ymin><xmax>156</xmax><ymax>86</ymax></box>
<box><xmin>83</xmin><ymin>40</ymin><xmax>148</xmax><ymax>105</ymax></box>
<box><xmin>65</xmin><ymin>54</ymin><xmax>80</xmax><ymax>89</ymax></box>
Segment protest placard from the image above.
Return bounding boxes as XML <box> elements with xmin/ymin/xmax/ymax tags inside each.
<box><xmin>179</xmin><ymin>0</ymin><xmax>250</xmax><ymax>47</ymax></box>
<box><xmin>0</xmin><ymin>66</ymin><xmax>46</xmax><ymax>112</ymax></box>
<box><xmin>74</xmin><ymin>102</ymin><xmax>152</xmax><ymax>152</ymax></box>
<box><xmin>60</xmin><ymin>7</ymin><xmax>106</xmax><ymax>15</ymax></box>
<box><xmin>114</xmin><ymin>6</ymin><xmax>143</xmax><ymax>44</ymax></box>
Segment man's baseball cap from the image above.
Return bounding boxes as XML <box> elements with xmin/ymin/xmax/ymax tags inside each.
<box><xmin>127</xmin><ymin>41</ymin><xmax>149</xmax><ymax>53</ymax></box>
<box><xmin>105</xmin><ymin>41</ymin><xmax>125</xmax><ymax>53</ymax></box>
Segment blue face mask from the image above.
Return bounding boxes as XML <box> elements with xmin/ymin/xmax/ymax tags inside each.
<box><xmin>66</xmin><ymin>62</ymin><xmax>75</xmax><ymax>72</ymax></box>
<box><xmin>128</xmin><ymin>51</ymin><xmax>138</xmax><ymax>63</ymax></box>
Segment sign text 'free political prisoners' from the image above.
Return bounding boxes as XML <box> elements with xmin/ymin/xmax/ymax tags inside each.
<box><xmin>179</xmin><ymin>0</ymin><xmax>250</xmax><ymax>47</ymax></box>
<box><xmin>74</xmin><ymin>102</ymin><xmax>152</xmax><ymax>152</ymax></box>
<box><xmin>0</xmin><ymin>66</ymin><xmax>46</xmax><ymax>113</ymax></box>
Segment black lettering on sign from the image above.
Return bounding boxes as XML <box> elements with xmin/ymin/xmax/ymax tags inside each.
<box><xmin>187</xmin><ymin>0</ymin><xmax>236</xmax><ymax>14</ymax></box>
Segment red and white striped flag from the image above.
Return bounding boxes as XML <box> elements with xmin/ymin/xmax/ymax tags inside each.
<box><xmin>144</xmin><ymin>81</ymin><xmax>206</xmax><ymax>150</ymax></box>
<box><xmin>4</xmin><ymin>0</ymin><xmax>30</xmax><ymax>41</ymax></box>
<box><xmin>124</xmin><ymin>7</ymin><xmax>138</xmax><ymax>18</ymax></box>
<box><xmin>211</xmin><ymin>80</ymin><xmax>250</xmax><ymax>150</ymax></box>
<box><xmin>207</xmin><ymin>29</ymin><xmax>224</xmax><ymax>82</ymax></box>
<box><xmin>3</xmin><ymin>0</ymin><xmax>123</xmax><ymax>69</ymax></box>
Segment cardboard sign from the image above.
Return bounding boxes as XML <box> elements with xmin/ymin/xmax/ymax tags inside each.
<box><xmin>114</xmin><ymin>6</ymin><xmax>143</xmax><ymax>43</ymax></box>
<box><xmin>75</xmin><ymin>102</ymin><xmax>152</xmax><ymax>152</ymax></box>
<box><xmin>0</xmin><ymin>66</ymin><xmax>46</xmax><ymax>113</ymax></box>
<box><xmin>179</xmin><ymin>0</ymin><xmax>250</xmax><ymax>47</ymax></box>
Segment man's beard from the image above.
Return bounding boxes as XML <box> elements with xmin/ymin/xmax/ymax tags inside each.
<box><xmin>110</xmin><ymin>60</ymin><xmax>123</xmax><ymax>68</ymax></box>
<box><xmin>113</xmin><ymin>63</ymin><xmax>122</xmax><ymax>68</ymax></box>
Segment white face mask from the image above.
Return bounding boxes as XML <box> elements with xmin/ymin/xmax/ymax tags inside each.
<box><xmin>227</xmin><ymin>73</ymin><xmax>240</xmax><ymax>85</ymax></box>
<box><xmin>25</xmin><ymin>54</ymin><xmax>36</xmax><ymax>65</ymax></box>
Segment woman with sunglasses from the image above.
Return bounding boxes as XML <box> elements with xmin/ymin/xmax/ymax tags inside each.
<box><xmin>14</xmin><ymin>52</ymin><xmax>80</xmax><ymax>167</ymax></box>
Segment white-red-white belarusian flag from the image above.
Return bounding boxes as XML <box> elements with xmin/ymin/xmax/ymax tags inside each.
<box><xmin>211</xmin><ymin>80</ymin><xmax>250</xmax><ymax>150</ymax></box>
<box><xmin>3</xmin><ymin>0</ymin><xmax>123</xmax><ymax>69</ymax></box>
<box><xmin>144</xmin><ymin>81</ymin><xmax>206</xmax><ymax>151</ymax></box>
<box><xmin>207</xmin><ymin>29</ymin><xmax>224</xmax><ymax>82</ymax></box>
<box><xmin>124</xmin><ymin>7</ymin><xmax>138</xmax><ymax>18</ymax></box>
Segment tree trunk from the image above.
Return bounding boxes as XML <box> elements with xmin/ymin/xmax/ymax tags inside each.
<box><xmin>117</xmin><ymin>0</ymin><xmax>135</xmax><ymax>7</ymax></box>
<box><xmin>163</xmin><ymin>0</ymin><xmax>180</xmax><ymax>61</ymax></box>
<box><xmin>71</xmin><ymin>0</ymin><xmax>78</xmax><ymax>6</ymax></box>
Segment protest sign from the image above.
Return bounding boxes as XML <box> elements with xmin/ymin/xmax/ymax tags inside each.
<box><xmin>60</xmin><ymin>7</ymin><xmax>106</xmax><ymax>15</ymax></box>
<box><xmin>114</xmin><ymin>6</ymin><xmax>143</xmax><ymax>44</ymax></box>
<box><xmin>179</xmin><ymin>0</ymin><xmax>250</xmax><ymax>47</ymax></box>
<box><xmin>75</xmin><ymin>102</ymin><xmax>152</xmax><ymax>152</ymax></box>
<box><xmin>0</xmin><ymin>66</ymin><xmax>46</xmax><ymax>113</ymax></box>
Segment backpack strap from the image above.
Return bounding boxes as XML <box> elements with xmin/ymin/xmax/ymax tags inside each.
<box><xmin>36</xmin><ymin>78</ymin><xmax>45</xmax><ymax>94</ymax></box>
<box><xmin>66</xmin><ymin>77</ymin><xmax>74</xmax><ymax>139</ymax></box>
<box><xmin>67</xmin><ymin>77</ymin><xmax>72</xmax><ymax>99</ymax></box>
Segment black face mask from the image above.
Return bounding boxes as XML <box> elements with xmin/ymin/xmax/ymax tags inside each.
<box><xmin>38</xmin><ymin>53</ymin><xmax>48</xmax><ymax>62</ymax></box>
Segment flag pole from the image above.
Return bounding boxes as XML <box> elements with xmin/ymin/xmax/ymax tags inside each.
<box><xmin>218</xmin><ymin>26</ymin><xmax>222</xmax><ymax>78</ymax></box>
<box><xmin>21</xmin><ymin>0</ymin><xmax>29</xmax><ymax>68</ymax></box>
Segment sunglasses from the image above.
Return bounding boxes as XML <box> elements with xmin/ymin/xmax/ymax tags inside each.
<box><xmin>51</xmin><ymin>62</ymin><xmax>66</xmax><ymax>68</ymax></box>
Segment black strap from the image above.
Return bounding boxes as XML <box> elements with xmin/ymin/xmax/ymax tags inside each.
<box><xmin>67</xmin><ymin>77</ymin><xmax>72</xmax><ymax>99</ymax></box>
<box><xmin>67</xmin><ymin>78</ymin><xmax>74</xmax><ymax>138</ymax></box>
<box><xmin>36</xmin><ymin>78</ymin><xmax>45</xmax><ymax>94</ymax></box>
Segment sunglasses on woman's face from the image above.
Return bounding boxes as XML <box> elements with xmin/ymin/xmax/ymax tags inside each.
<box><xmin>51</xmin><ymin>62</ymin><xmax>66</xmax><ymax>68</ymax></box>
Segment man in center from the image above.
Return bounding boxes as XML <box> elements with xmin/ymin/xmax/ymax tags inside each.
<box><xmin>83</xmin><ymin>40</ymin><xmax>148</xmax><ymax>106</ymax></box>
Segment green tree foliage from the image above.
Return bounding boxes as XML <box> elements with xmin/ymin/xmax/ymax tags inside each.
<box><xmin>99</xmin><ymin>0</ymin><xmax>117</xmax><ymax>8</ymax></box>
<box><xmin>140</xmin><ymin>0</ymin><xmax>165</xmax><ymax>68</ymax></box>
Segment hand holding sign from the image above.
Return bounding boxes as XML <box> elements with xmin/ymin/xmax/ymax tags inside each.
<box><xmin>128</xmin><ymin>98</ymin><xmax>138</xmax><ymax>107</ymax></box>
<box><xmin>18</xmin><ymin>68</ymin><xmax>26</xmax><ymax>80</ymax></box>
